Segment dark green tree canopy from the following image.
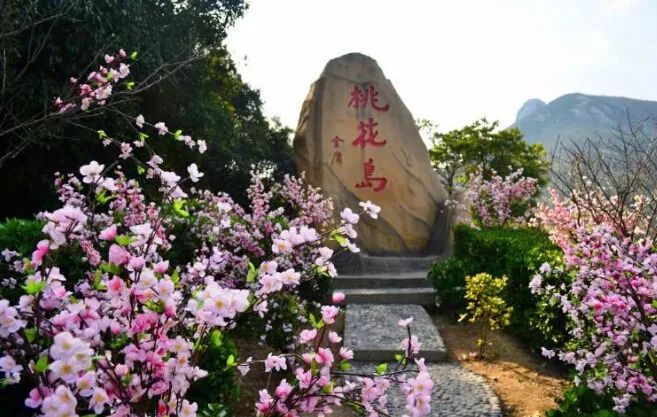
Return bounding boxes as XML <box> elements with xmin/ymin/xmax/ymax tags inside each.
<box><xmin>0</xmin><ymin>0</ymin><xmax>293</xmax><ymax>218</ymax></box>
<box><xmin>425</xmin><ymin>118</ymin><xmax>548</xmax><ymax>194</ymax></box>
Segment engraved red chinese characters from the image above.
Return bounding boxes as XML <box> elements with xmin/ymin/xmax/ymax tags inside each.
<box><xmin>330</xmin><ymin>136</ymin><xmax>344</xmax><ymax>165</ymax></box>
<box><xmin>347</xmin><ymin>84</ymin><xmax>390</xmax><ymax>112</ymax></box>
<box><xmin>352</xmin><ymin>118</ymin><xmax>387</xmax><ymax>148</ymax></box>
<box><xmin>355</xmin><ymin>158</ymin><xmax>387</xmax><ymax>192</ymax></box>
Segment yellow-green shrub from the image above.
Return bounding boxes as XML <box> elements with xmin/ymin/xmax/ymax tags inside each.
<box><xmin>459</xmin><ymin>272</ymin><xmax>513</xmax><ymax>357</ymax></box>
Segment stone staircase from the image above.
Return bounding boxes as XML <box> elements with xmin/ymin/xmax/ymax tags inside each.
<box><xmin>334</xmin><ymin>255</ymin><xmax>440</xmax><ymax>305</ymax></box>
<box><xmin>336</xmin><ymin>272</ymin><xmax>435</xmax><ymax>304</ymax></box>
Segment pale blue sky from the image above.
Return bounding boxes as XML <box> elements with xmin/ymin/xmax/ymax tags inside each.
<box><xmin>226</xmin><ymin>0</ymin><xmax>657</xmax><ymax>131</ymax></box>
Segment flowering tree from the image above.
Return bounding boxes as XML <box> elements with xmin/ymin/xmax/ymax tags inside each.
<box><xmin>465</xmin><ymin>168</ymin><xmax>537</xmax><ymax>228</ymax></box>
<box><xmin>531</xmin><ymin>189</ymin><xmax>657</xmax><ymax>412</ymax></box>
<box><xmin>0</xmin><ymin>50</ymin><xmax>432</xmax><ymax>417</ymax></box>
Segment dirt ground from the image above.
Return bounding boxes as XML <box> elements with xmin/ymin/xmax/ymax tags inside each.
<box><xmin>431</xmin><ymin>313</ymin><xmax>567</xmax><ymax>417</ymax></box>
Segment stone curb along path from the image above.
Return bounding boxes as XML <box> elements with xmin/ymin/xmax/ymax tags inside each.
<box><xmin>343</xmin><ymin>303</ymin><xmax>502</xmax><ymax>416</ymax></box>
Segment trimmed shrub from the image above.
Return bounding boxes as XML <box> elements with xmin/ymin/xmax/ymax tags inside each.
<box><xmin>429</xmin><ymin>224</ymin><xmax>567</xmax><ymax>350</ymax></box>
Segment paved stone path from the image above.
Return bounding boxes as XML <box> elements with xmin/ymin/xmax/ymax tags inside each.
<box><xmin>350</xmin><ymin>362</ymin><xmax>502</xmax><ymax>417</ymax></box>
<box><xmin>344</xmin><ymin>304</ymin><xmax>502</xmax><ymax>417</ymax></box>
<box><xmin>344</xmin><ymin>304</ymin><xmax>447</xmax><ymax>361</ymax></box>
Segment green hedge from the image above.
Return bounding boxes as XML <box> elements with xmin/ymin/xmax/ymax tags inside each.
<box><xmin>429</xmin><ymin>224</ymin><xmax>568</xmax><ymax>350</ymax></box>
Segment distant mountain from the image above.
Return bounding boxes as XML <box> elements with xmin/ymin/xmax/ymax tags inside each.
<box><xmin>514</xmin><ymin>93</ymin><xmax>657</xmax><ymax>148</ymax></box>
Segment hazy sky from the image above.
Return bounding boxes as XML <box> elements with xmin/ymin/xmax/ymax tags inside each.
<box><xmin>226</xmin><ymin>0</ymin><xmax>657</xmax><ymax>132</ymax></box>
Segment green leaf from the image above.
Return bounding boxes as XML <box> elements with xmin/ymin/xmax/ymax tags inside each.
<box><xmin>93</xmin><ymin>271</ymin><xmax>106</xmax><ymax>291</ymax></box>
<box><xmin>331</xmin><ymin>232</ymin><xmax>347</xmax><ymax>246</ymax></box>
<box><xmin>145</xmin><ymin>300</ymin><xmax>164</xmax><ymax>313</ymax></box>
<box><xmin>394</xmin><ymin>353</ymin><xmax>403</xmax><ymax>362</ymax></box>
<box><xmin>96</xmin><ymin>189</ymin><xmax>112</xmax><ymax>204</ymax></box>
<box><xmin>136</xmin><ymin>165</ymin><xmax>146</xmax><ymax>175</ymax></box>
<box><xmin>125</xmin><ymin>80</ymin><xmax>135</xmax><ymax>90</ymax></box>
<box><xmin>24</xmin><ymin>327</ymin><xmax>37</xmax><ymax>343</ymax></box>
<box><xmin>246</xmin><ymin>262</ymin><xmax>257</xmax><ymax>283</ymax></box>
<box><xmin>174</xmin><ymin>129</ymin><xmax>183</xmax><ymax>140</ymax></box>
<box><xmin>172</xmin><ymin>199</ymin><xmax>189</xmax><ymax>218</ymax></box>
<box><xmin>97</xmin><ymin>130</ymin><xmax>107</xmax><ymax>139</ymax></box>
<box><xmin>309</xmin><ymin>313</ymin><xmax>324</xmax><ymax>329</ymax></box>
<box><xmin>35</xmin><ymin>356</ymin><xmax>48</xmax><ymax>373</ymax></box>
<box><xmin>101</xmin><ymin>262</ymin><xmax>120</xmax><ymax>275</ymax></box>
<box><xmin>340</xmin><ymin>361</ymin><xmax>352</xmax><ymax>371</ymax></box>
<box><xmin>375</xmin><ymin>363</ymin><xmax>388</xmax><ymax>375</ymax></box>
<box><xmin>130</xmin><ymin>51</ymin><xmax>138</xmax><ymax>60</ymax></box>
<box><xmin>226</xmin><ymin>354</ymin><xmax>236</xmax><ymax>367</ymax></box>
<box><xmin>210</xmin><ymin>330</ymin><xmax>223</xmax><ymax>348</ymax></box>
<box><xmin>109</xmin><ymin>334</ymin><xmax>129</xmax><ymax>350</ymax></box>
<box><xmin>171</xmin><ymin>269</ymin><xmax>180</xmax><ymax>284</ymax></box>
<box><xmin>115</xmin><ymin>235</ymin><xmax>133</xmax><ymax>247</ymax></box>
<box><xmin>23</xmin><ymin>280</ymin><xmax>46</xmax><ymax>295</ymax></box>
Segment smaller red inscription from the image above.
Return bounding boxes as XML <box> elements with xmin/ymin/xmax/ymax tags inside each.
<box><xmin>331</xmin><ymin>136</ymin><xmax>345</xmax><ymax>148</ymax></box>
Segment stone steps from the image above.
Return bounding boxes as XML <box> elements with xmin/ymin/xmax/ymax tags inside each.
<box><xmin>335</xmin><ymin>253</ymin><xmax>445</xmax><ymax>275</ymax></box>
<box><xmin>335</xmin><ymin>272</ymin><xmax>429</xmax><ymax>289</ymax></box>
<box><xmin>343</xmin><ymin>304</ymin><xmax>447</xmax><ymax>361</ymax></box>
<box><xmin>341</xmin><ymin>287</ymin><xmax>436</xmax><ymax>305</ymax></box>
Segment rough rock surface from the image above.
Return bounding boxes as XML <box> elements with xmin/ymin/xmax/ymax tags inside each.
<box><xmin>294</xmin><ymin>53</ymin><xmax>449</xmax><ymax>255</ymax></box>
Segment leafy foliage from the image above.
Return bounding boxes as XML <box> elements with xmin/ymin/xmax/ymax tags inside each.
<box><xmin>425</xmin><ymin>118</ymin><xmax>548</xmax><ymax>195</ymax></box>
<box><xmin>459</xmin><ymin>273</ymin><xmax>513</xmax><ymax>356</ymax></box>
<box><xmin>0</xmin><ymin>219</ymin><xmax>45</xmax><ymax>256</ymax></box>
<box><xmin>187</xmin><ymin>331</ymin><xmax>240</xmax><ymax>414</ymax></box>
<box><xmin>0</xmin><ymin>0</ymin><xmax>293</xmax><ymax>219</ymax></box>
<box><xmin>547</xmin><ymin>384</ymin><xmax>657</xmax><ymax>417</ymax></box>
<box><xmin>428</xmin><ymin>224</ymin><xmax>568</xmax><ymax>350</ymax></box>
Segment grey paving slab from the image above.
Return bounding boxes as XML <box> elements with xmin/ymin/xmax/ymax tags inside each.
<box><xmin>344</xmin><ymin>304</ymin><xmax>446</xmax><ymax>361</ymax></box>
<box><xmin>347</xmin><ymin>362</ymin><xmax>502</xmax><ymax>417</ymax></box>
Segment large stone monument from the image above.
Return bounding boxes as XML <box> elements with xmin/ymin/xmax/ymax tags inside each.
<box><xmin>294</xmin><ymin>53</ymin><xmax>449</xmax><ymax>256</ymax></box>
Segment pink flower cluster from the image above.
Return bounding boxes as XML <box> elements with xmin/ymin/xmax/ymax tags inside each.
<box><xmin>532</xmin><ymin>189</ymin><xmax>657</xmax><ymax>412</ymax></box>
<box><xmin>0</xmin><ymin>48</ymin><xmax>431</xmax><ymax>417</ymax></box>
<box><xmin>54</xmin><ymin>49</ymin><xmax>131</xmax><ymax>114</ymax></box>
<box><xmin>252</xmin><ymin>311</ymin><xmax>433</xmax><ymax>417</ymax></box>
<box><xmin>465</xmin><ymin>168</ymin><xmax>537</xmax><ymax>227</ymax></box>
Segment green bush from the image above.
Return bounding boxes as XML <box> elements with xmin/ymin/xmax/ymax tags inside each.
<box><xmin>429</xmin><ymin>224</ymin><xmax>568</xmax><ymax>350</ymax></box>
<box><xmin>0</xmin><ymin>218</ymin><xmax>45</xmax><ymax>255</ymax></box>
<box><xmin>547</xmin><ymin>384</ymin><xmax>657</xmax><ymax>417</ymax></box>
<box><xmin>188</xmin><ymin>331</ymin><xmax>240</xmax><ymax>415</ymax></box>
<box><xmin>0</xmin><ymin>218</ymin><xmax>89</xmax><ymax>303</ymax></box>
